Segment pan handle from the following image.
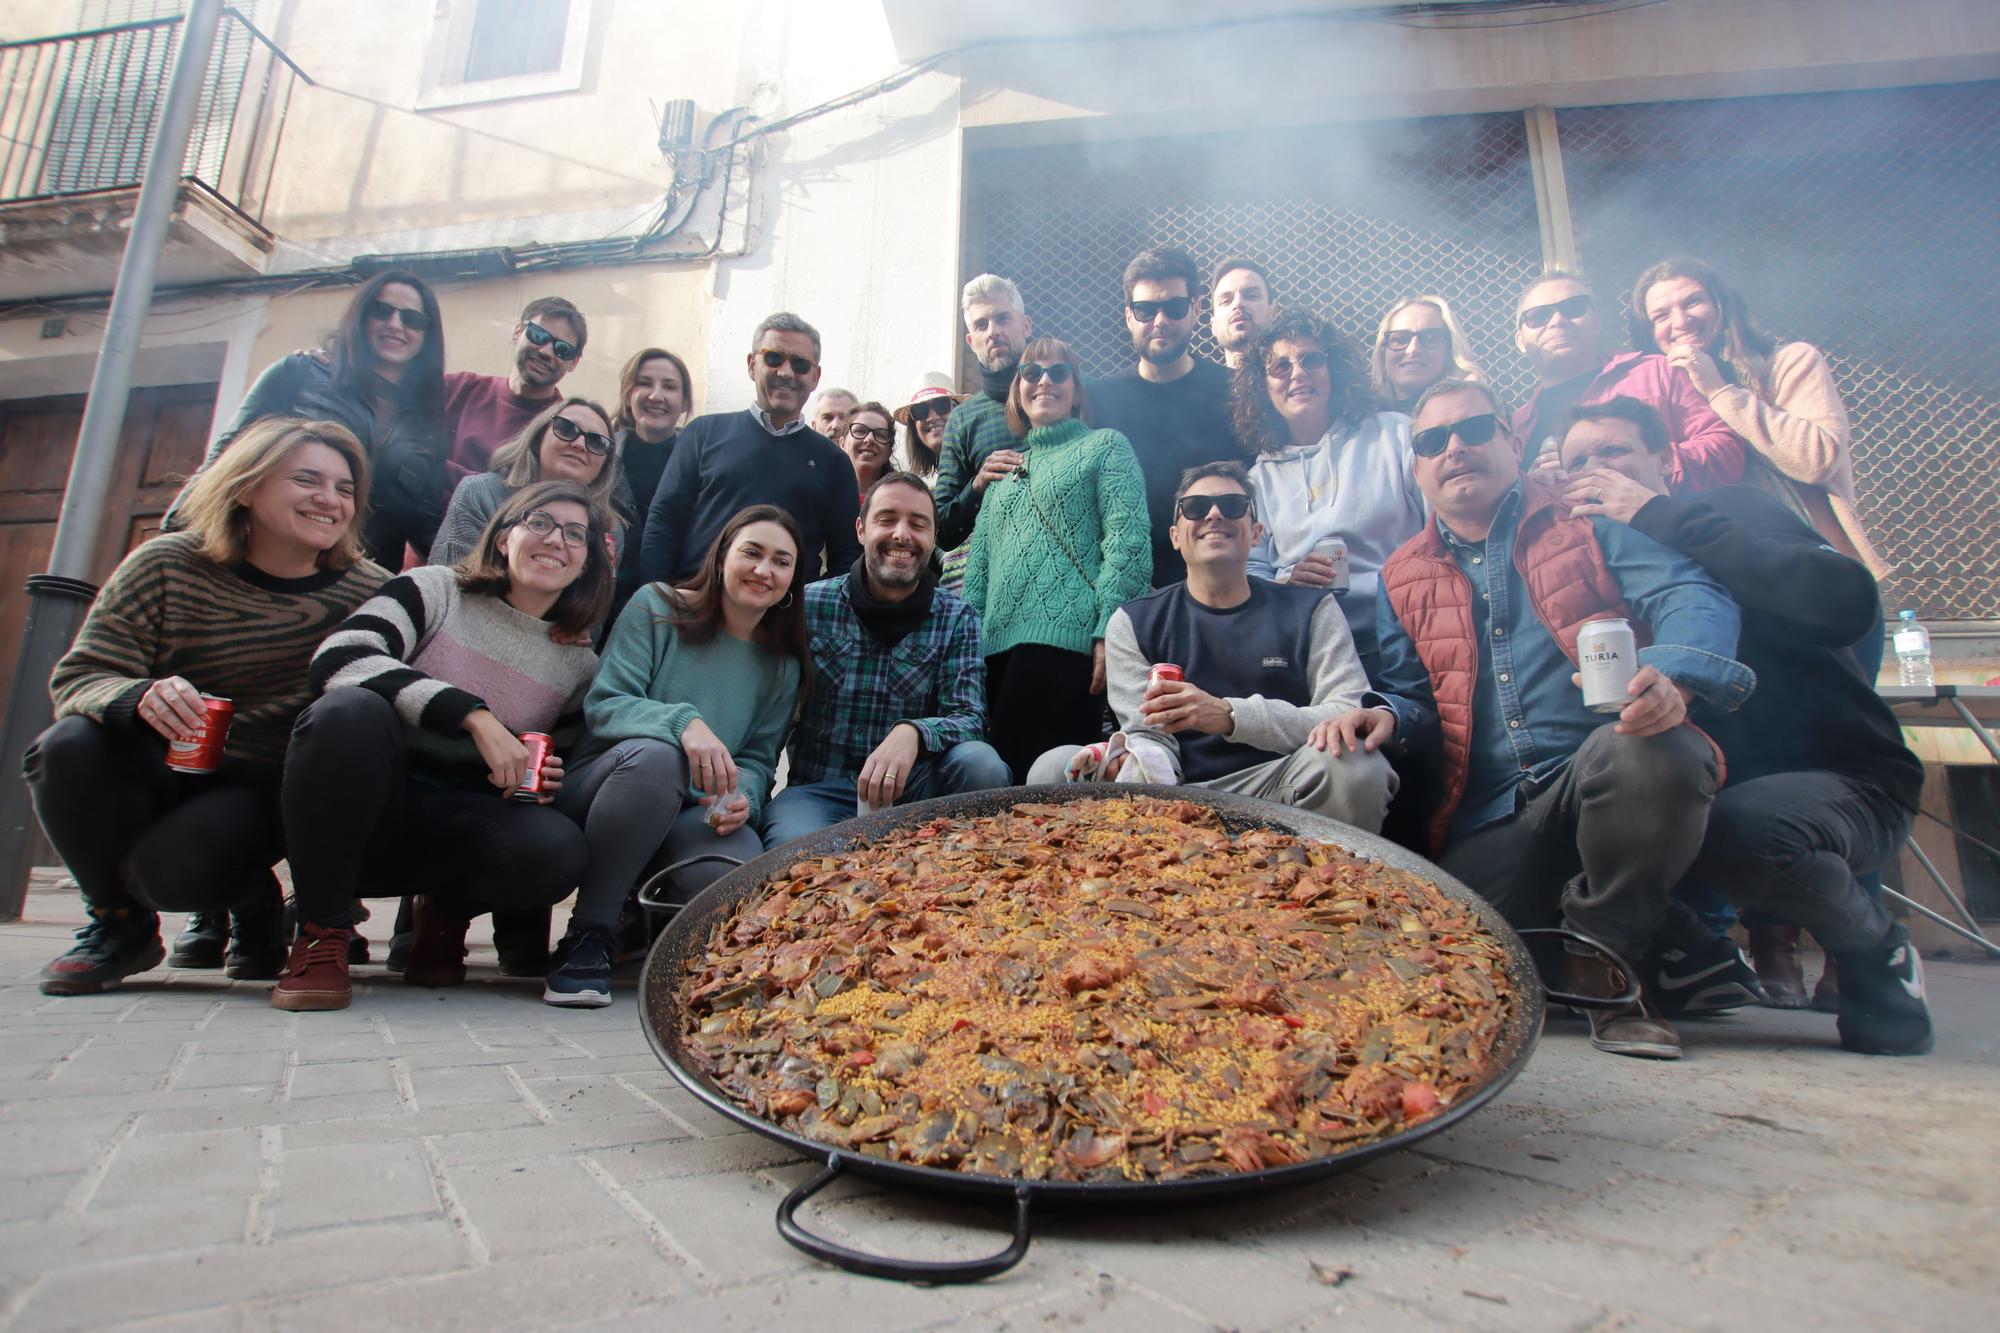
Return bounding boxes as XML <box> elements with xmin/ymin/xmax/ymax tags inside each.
<box><xmin>1517</xmin><ymin>927</ymin><xmax>1643</xmax><ymax>1010</ymax></box>
<box><xmin>636</xmin><ymin>853</ymin><xmax>746</xmax><ymax>915</ymax></box>
<box><xmin>775</xmin><ymin>1153</ymin><xmax>1033</xmax><ymax>1284</ymax></box>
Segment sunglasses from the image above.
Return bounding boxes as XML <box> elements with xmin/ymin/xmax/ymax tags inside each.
<box><xmin>1175</xmin><ymin>493</ymin><xmax>1253</xmax><ymax>522</ymax></box>
<box><xmin>1019</xmin><ymin>362</ymin><xmax>1074</xmax><ymax>385</ymax></box>
<box><xmin>907</xmin><ymin>398</ymin><xmax>955</xmax><ymax>424</ymax></box>
<box><xmin>1128</xmin><ymin>296</ymin><xmax>1193</xmax><ymax>322</ymax></box>
<box><xmin>1385</xmin><ymin>327</ymin><xmax>1449</xmax><ymax>352</ymax></box>
<box><xmin>548</xmin><ymin>414</ymin><xmax>611</xmax><ymax>456</ymax></box>
<box><xmin>1266</xmin><ymin>350</ymin><xmax>1328</xmax><ymax>381</ymax></box>
<box><xmin>1518</xmin><ymin>294</ymin><xmax>1594</xmax><ymax>330</ymax></box>
<box><xmin>846</xmin><ymin>423</ymin><xmax>894</xmax><ymax>445</ymax></box>
<box><xmin>518</xmin><ymin>509</ymin><xmax>590</xmax><ymax>547</ymax></box>
<box><xmin>365</xmin><ymin>299</ymin><xmax>431</xmax><ymax>333</ymax></box>
<box><xmin>1411</xmin><ymin>412</ymin><xmax>1501</xmax><ymax>458</ymax></box>
<box><xmin>523</xmin><ymin>320</ymin><xmax>581</xmax><ymax>362</ymax></box>
<box><xmin>759</xmin><ymin>349</ymin><xmax>815</xmax><ymax>376</ymax></box>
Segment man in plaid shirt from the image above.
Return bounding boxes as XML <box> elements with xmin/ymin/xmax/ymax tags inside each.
<box><xmin>762</xmin><ymin>471</ymin><xmax>1011</xmax><ymax>848</ymax></box>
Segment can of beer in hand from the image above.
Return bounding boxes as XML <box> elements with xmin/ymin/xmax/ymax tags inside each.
<box><xmin>165</xmin><ymin>695</ymin><xmax>235</xmax><ymax>773</ymax></box>
<box><xmin>1312</xmin><ymin>537</ymin><xmax>1350</xmax><ymax>593</ymax></box>
<box><xmin>1578</xmin><ymin>619</ymin><xmax>1638</xmax><ymax>713</ymax></box>
<box><xmin>1149</xmin><ymin>663</ymin><xmax>1184</xmax><ymax>686</ymax></box>
<box><xmin>511</xmin><ymin>732</ymin><xmax>554</xmax><ymax>802</ymax></box>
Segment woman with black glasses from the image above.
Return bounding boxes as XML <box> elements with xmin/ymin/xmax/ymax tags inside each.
<box><xmin>429</xmin><ymin>398</ymin><xmax>629</xmax><ymax>568</ymax></box>
<box><xmin>963</xmin><ymin>337</ymin><xmax>1151</xmax><ymax>781</ymax></box>
<box><xmin>167</xmin><ymin>269</ymin><xmax>450</xmax><ymax>568</ymax></box>
<box><xmin>836</xmin><ymin>400</ymin><xmax>898</xmax><ymax>502</ymax></box>
<box><xmin>1369</xmin><ymin>295</ymin><xmax>1487</xmax><ymax>415</ymax></box>
<box><xmin>1230</xmin><ymin>309</ymin><xmax>1426</xmax><ymax>669</ymax></box>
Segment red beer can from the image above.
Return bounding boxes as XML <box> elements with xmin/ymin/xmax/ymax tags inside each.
<box><xmin>1149</xmin><ymin>663</ymin><xmax>1184</xmax><ymax>685</ymax></box>
<box><xmin>165</xmin><ymin>695</ymin><xmax>235</xmax><ymax>774</ymax></box>
<box><xmin>512</xmin><ymin>732</ymin><xmax>554</xmax><ymax>802</ymax></box>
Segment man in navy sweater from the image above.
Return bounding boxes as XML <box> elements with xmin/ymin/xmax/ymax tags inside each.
<box><xmin>1026</xmin><ymin>461</ymin><xmax>1395</xmax><ymax>830</ymax></box>
<box><xmin>1559</xmin><ymin>396</ymin><xmax>1932</xmax><ymax>1056</ymax></box>
<box><xmin>638</xmin><ymin>313</ymin><xmax>861</xmax><ymax>584</ymax></box>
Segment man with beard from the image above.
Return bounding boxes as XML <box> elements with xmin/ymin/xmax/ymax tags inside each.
<box><xmin>934</xmin><ymin>273</ymin><xmax>1034</xmax><ymax>550</ymax></box>
<box><xmin>1091</xmin><ymin>247</ymin><xmax>1247</xmax><ymax>586</ymax></box>
<box><xmin>1209</xmin><ymin>258</ymin><xmax>1277</xmax><ymax>370</ymax></box>
<box><xmin>762</xmin><ymin>471</ymin><xmax>1009</xmax><ymax>846</ymax></box>
<box><xmin>638</xmin><ymin>312</ymin><xmax>862</xmax><ymax>584</ymax></box>
<box><xmin>441</xmin><ymin>296</ymin><xmax>588</xmax><ymax>491</ymax></box>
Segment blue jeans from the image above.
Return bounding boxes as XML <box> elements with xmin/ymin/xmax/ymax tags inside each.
<box><xmin>762</xmin><ymin>741</ymin><xmax>1011</xmax><ymax>851</ymax></box>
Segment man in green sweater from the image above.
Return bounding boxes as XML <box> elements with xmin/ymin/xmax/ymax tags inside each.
<box><xmin>934</xmin><ymin>273</ymin><xmax>1035</xmax><ymax>551</ymax></box>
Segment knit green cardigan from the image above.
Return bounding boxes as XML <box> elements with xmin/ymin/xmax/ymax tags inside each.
<box><xmin>962</xmin><ymin>417</ymin><xmax>1153</xmax><ymax>657</ymax></box>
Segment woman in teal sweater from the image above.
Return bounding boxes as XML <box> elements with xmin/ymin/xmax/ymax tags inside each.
<box><xmin>964</xmin><ymin>337</ymin><xmax>1151</xmax><ymax>781</ymax></box>
<box><xmin>547</xmin><ymin>504</ymin><xmax>809</xmax><ymax>1007</ymax></box>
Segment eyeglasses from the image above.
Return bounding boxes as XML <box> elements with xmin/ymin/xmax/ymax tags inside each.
<box><xmin>1518</xmin><ymin>294</ymin><xmax>1594</xmax><ymax>330</ymax></box>
<box><xmin>365</xmin><ymin>300</ymin><xmax>431</xmax><ymax>333</ymax></box>
<box><xmin>846</xmin><ymin>423</ymin><xmax>894</xmax><ymax>444</ymax></box>
<box><xmin>1175</xmin><ymin>493</ymin><xmax>1253</xmax><ymax>522</ymax></box>
<box><xmin>523</xmin><ymin>320</ymin><xmax>581</xmax><ymax>362</ymax></box>
<box><xmin>1385</xmin><ymin>328</ymin><xmax>1449</xmax><ymax>352</ymax></box>
<box><xmin>1128</xmin><ymin>296</ymin><xmax>1193</xmax><ymax>322</ymax></box>
<box><xmin>1265</xmin><ymin>350</ymin><xmax>1328</xmax><ymax>381</ymax></box>
<box><xmin>1411</xmin><ymin>412</ymin><xmax>1501</xmax><ymax>458</ymax></box>
<box><xmin>548</xmin><ymin>415</ymin><xmax>611</xmax><ymax>456</ymax></box>
<box><xmin>907</xmin><ymin>398</ymin><xmax>955</xmax><ymax>423</ymax></box>
<box><xmin>759</xmin><ymin>349</ymin><xmax>815</xmax><ymax>376</ymax></box>
<box><xmin>1019</xmin><ymin>362</ymin><xmax>1074</xmax><ymax>385</ymax></box>
<box><xmin>518</xmin><ymin>509</ymin><xmax>590</xmax><ymax>547</ymax></box>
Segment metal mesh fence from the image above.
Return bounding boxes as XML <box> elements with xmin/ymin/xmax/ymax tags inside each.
<box><xmin>963</xmin><ymin>112</ymin><xmax>1544</xmax><ymax>409</ymax></box>
<box><xmin>1557</xmin><ymin>82</ymin><xmax>2000</xmax><ymax>622</ymax></box>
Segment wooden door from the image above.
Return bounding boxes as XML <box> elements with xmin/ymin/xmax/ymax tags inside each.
<box><xmin>0</xmin><ymin>383</ymin><xmax>218</xmax><ymax>710</ymax></box>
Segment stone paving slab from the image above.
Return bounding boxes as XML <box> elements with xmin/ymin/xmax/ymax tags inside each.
<box><xmin>2</xmin><ymin>884</ymin><xmax>1997</xmax><ymax>1332</ymax></box>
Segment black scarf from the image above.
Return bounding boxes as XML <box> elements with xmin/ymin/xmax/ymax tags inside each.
<box><xmin>845</xmin><ymin>556</ymin><xmax>935</xmax><ymax>648</ymax></box>
<box><xmin>979</xmin><ymin>359</ymin><xmax>1017</xmax><ymax>403</ymax></box>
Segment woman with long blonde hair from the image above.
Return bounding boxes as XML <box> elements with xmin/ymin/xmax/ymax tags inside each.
<box><xmin>1369</xmin><ymin>294</ymin><xmax>1485</xmax><ymax>415</ymax></box>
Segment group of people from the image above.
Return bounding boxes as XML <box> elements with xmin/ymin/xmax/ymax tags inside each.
<box><xmin>25</xmin><ymin>244</ymin><xmax>1932</xmax><ymax>1063</ymax></box>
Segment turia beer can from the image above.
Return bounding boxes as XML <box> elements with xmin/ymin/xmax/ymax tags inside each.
<box><xmin>1312</xmin><ymin>537</ymin><xmax>1351</xmax><ymax>592</ymax></box>
<box><xmin>1578</xmin><ymin>619</ymin><xmax>1638</xmax><ymax>712</ymax></box>
<box><xmin>511</xmin><ymin>732</ymin><xmax>554</xmax><ymax>802</ymax></box>
<box><xmin>165</xmin><ymin>695</ymin><xmax>235</xmax><ymax>773</ymax></box>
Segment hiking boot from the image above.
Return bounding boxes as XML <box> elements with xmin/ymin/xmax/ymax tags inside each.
<box><xmin>493</xmin><ymin>907</ymin><xmax>552</xmax><ymax>977</ymax></box>
<box><xmin>271</xmin><ymin>923</ymin><xmax>355</xmax><ymax>1012</ymax></box>
<box><xmin>1833</xmin><ymin>924</ymin><xmax>1933</xmax><ymax>1056</ymax></box>
<box><xmin>402</xmin><ymin>896</ymin><xmax>471</xmax><ymax>988</ymax></box>
<box><xmin>224</xmin><ymin>899</ymin><xmax>287</xmax><ymax>981</ymax></box>
<box><xmin>168</xmin><ymin>911</ymin><xmax>228</xmax><ymax>969</ymax></box>
<box><xmin>1650</xmin><ymin>932</ymin><xmax>1766</xmax><ymax>1019</ymax></box>
<box><xmin>1810</xmin><ymin>953</ymin><xmax>1841</xmax><ymax>1013</ymax></box>
<box><xmin>543</xmin><ymin>923</ymin><xmax>618</xmax><ymax>1009</ymax></box>
<box><xmin>1568</xmin><ymin>952</ymin><xmax>1682</xmax><ymax>1059</ymax></box>
<box><xmin>1748</xmin><ymin>923</ymin><xmax>1810</xmax><ymax>1009</ymax></box>
<box><xmin>41</xmin><ymin>907</ymin><xmax>164</xmax><ymax>996</ymax></box>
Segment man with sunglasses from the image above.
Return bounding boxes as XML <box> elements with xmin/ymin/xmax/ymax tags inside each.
<box><xmin>1025</xmin><ymin>462</ymin><xmax>1395</xmax><ymax>831</ymax></box>
<box><xmin>1510</xmin><ymin>272</ymin><xmax>1744</xmax><ymax>495</ymax></box>
<box><xmin>1091</xmin><ymin>247</ymin><xmax>1248</xmax><ymax>587</ymax></box>
<box><xmin>1351</xmin><ymin>379</ymin><xmax>1754</xmax><ymax>1061</ymax></box>
<box><xmin>638</xmin><ymin>312</ymin><xmax>862</xmax><ymax>585</ymax></box>
<box><xmin>441</xmin><ymin>296</ymin><xmax>589</xmax><ymax>493</ymax></box>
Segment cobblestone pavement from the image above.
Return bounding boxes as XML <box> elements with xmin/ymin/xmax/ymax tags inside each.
<box><xmin>2</xmin><ymin>877</ymin><xmax>1996</xmax><ymax>1332</ymax></box>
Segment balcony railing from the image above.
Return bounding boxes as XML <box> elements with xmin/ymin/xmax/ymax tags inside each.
<box><xmin>0</xmin><ymin>7</ymin><xmax>310</xmax><ymax>230</ymax></box>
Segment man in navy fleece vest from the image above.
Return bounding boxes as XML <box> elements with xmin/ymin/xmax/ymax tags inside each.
<box><xmin>1025</xmin><ymin>461</ymin><xmax>1395</xmax><ymax>830</ymax></box>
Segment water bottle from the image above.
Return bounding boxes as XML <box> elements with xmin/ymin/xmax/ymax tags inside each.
<box><xmin>1894</xmin><ymin>609</ymin><xmax>1935</xmax><ymax>689</ymax></box>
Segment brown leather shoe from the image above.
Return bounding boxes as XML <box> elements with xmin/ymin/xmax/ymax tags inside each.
<box><xmin>1568</xmin><ymin>952</ymin><xmax>1682</xmax><ymax>1059</ymax></box>
<box><xmin>1749</xmin><ymin>924</ymin><xmax>1811</xmax><ymax>1009</ymax></box>
<box><xmin>402</xmin><ymin>896</ymin><xmax>471</xmax><ymax>988</ymax></box>
<box><xmin>272</xmin><ymin>923</ymin><xmax>354</xmax><ymax>1012</ymax></box>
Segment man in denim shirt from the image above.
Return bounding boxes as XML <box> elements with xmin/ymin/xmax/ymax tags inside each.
<box><xmin>1324</xmin><ymin>380</ymin><xmax>1753</xmax><ymax>1060</ymax></box>
<box><xmin>763</xmin><ymin>472</ymin><xmax>1011</xmax><ymax>849</ymax></box>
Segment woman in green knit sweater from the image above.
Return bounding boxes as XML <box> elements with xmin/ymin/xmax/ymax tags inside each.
<box><xmin>964</xmin><ymin>337</ymin><xmax>1152</xmax><ymax>780</ymax></box>
<box><xmin>29</xmin><ymin>418</ymin><xmax>387</xmax><ymax>996</ymax></box>
<box><xmin>545</xmin><ymin>504</ymin><xmax>810</xmax><ymax>1008</ymax></box>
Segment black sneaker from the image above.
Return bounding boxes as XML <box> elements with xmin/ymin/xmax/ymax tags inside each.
<box><xmin>1650</xmin><ymin>933</ymin><xmax>1767</xmax><ymax>1019</ymax></box>
<box><xmin>168</xmin><ymin>911</ymin><xmax>228</xmax><ymax>969</ymax></box>
<box><xmin>543</xmin><ymin>924</ymin><xmax>617</xmax><ymax>1009</ymax></box>
<box><xmin>224</xmin><ymin>899</ymin><xmax>287</xmax><ymax>981</ymax></box>
<box><xmin>494</xmin><ymin>907</ymin><xmax>552</xmax><ymax>977</ymax></box>
<box><xmin>41</xmin><ymin>908</ymin><xmax>165</xmax><ymax>996</ymax></box>
<box><xmin>1833</xmin><ymin>924</ymin><xmax>1934</xmax><ymax>1056</ymax></box>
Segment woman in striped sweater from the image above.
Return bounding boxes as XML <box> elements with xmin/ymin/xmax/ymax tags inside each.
<box><xmin>273</xmin><ymin>481</ymin><xmax>613</xmax><ymax>1012</ymax></box>
<box><xmin>30</xmin><ymin>418</ymin><xmax>388</xmax><ymax>996</ymax></box>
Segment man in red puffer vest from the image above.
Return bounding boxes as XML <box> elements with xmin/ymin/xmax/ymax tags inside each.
<box><xmin>1317</xmin><ymin>380</ymin><xmax>1753</xmax><ymax>1061</ymax></box>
